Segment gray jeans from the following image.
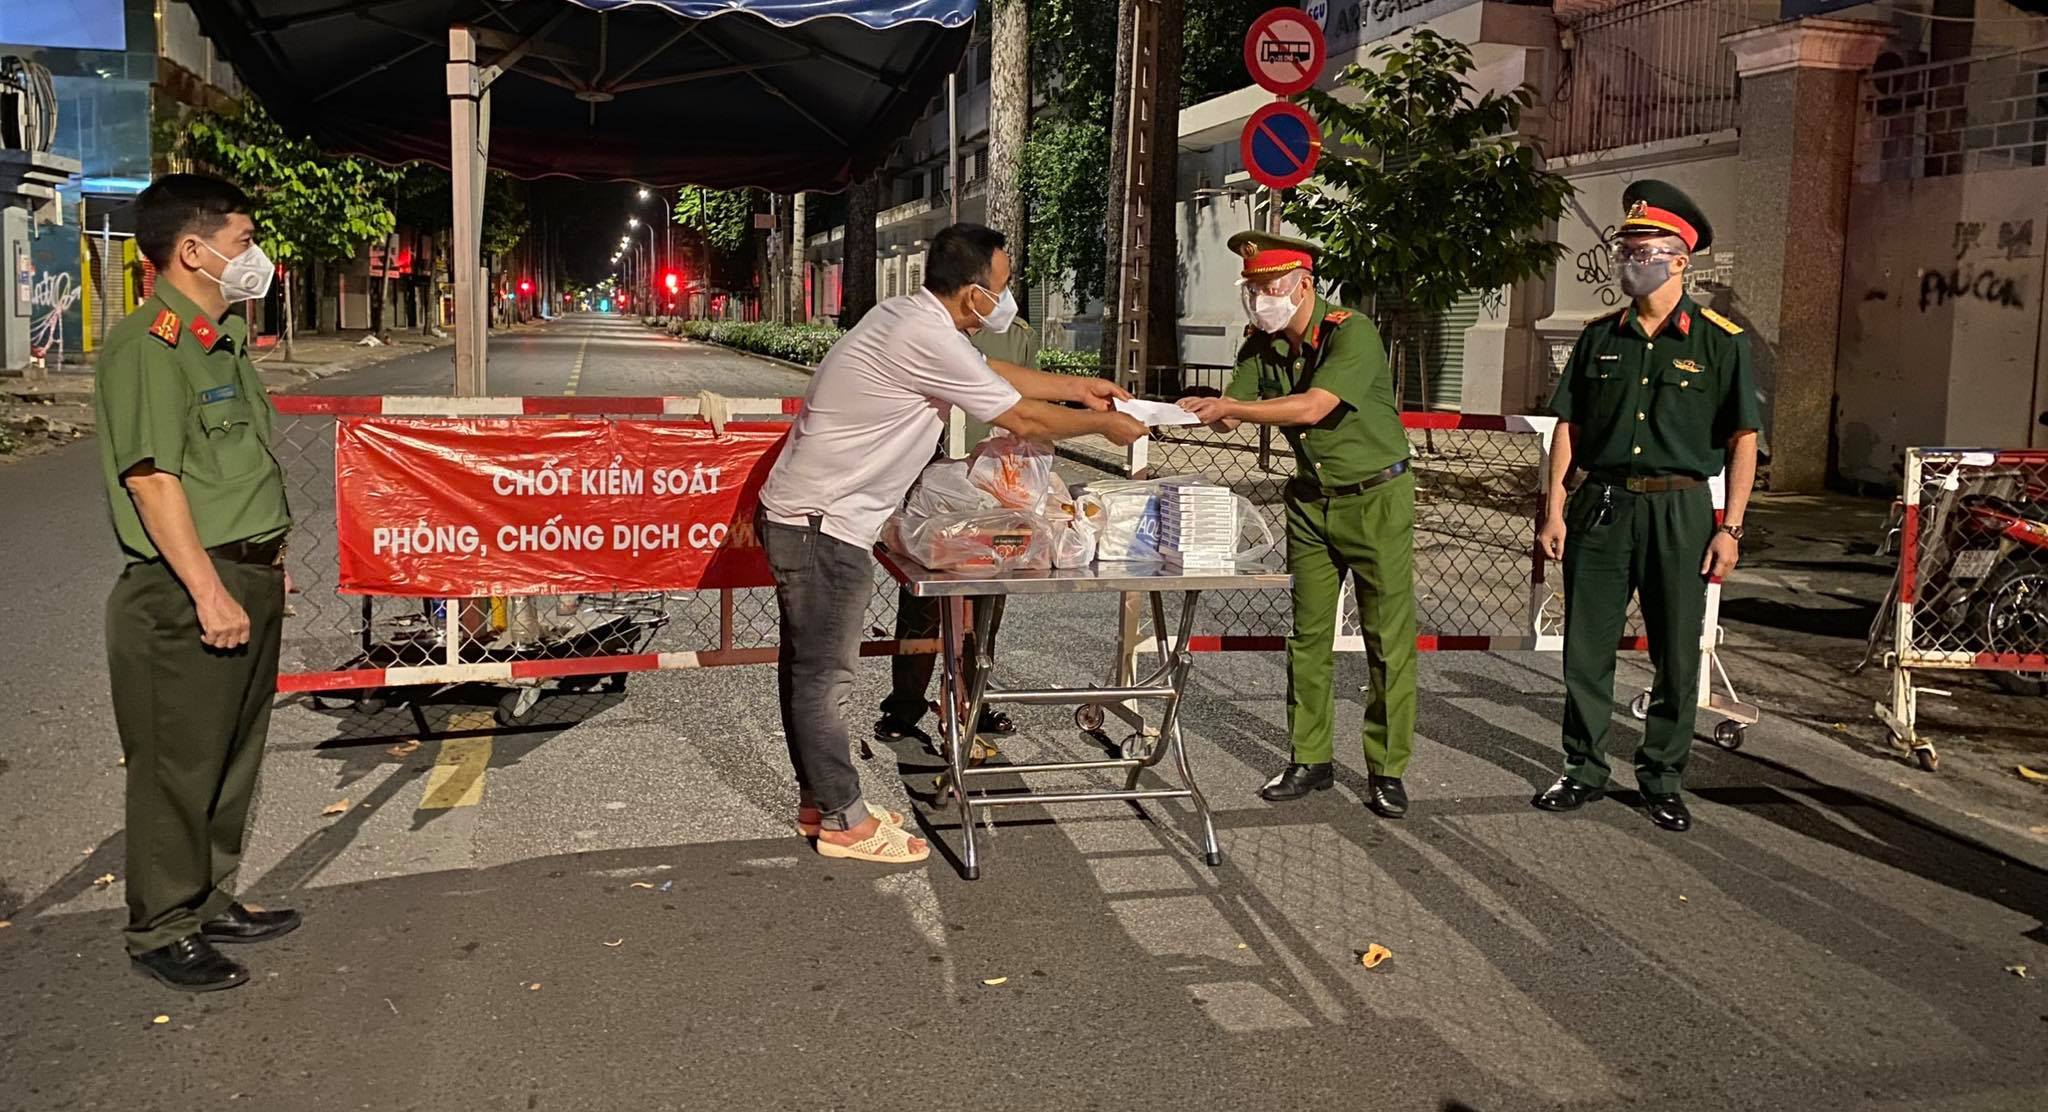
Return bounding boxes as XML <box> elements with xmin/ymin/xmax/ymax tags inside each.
<box><xmin>761</xmin><ymin>513</ymin><xmax>874</xmax><ymax>832</ymax></box>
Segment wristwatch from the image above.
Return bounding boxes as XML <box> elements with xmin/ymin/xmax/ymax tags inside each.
<box><xmin>1717</xmin><ymin>523</ymin><xmax>1745</xmax><ymax>541</ymax></box>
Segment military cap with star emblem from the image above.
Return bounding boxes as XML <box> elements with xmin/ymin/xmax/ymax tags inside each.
<box><xmin>1226</xmin><ymin>230</ymin><xmax>1323</xmax><ymax>280</ymax></box>
<box><xmin>1619</xmin><ymin>179</ymin><xmax>1714</xmax><ymax>253</ymax></box>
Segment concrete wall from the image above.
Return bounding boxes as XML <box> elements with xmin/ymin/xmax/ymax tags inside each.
<box><xmin>1835</xmin><ymin>166</ymin><xmax>2048</xmax><ymax>484</ymax></box>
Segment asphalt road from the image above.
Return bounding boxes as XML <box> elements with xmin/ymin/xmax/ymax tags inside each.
<box><xmin>4</xmin><ymin>315</ymin><xmax>2046</xmax><ymax>1112</ymax></box>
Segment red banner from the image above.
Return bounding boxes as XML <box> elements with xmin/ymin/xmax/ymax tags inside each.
<box><xmin>335</xmin><ymin>418</ymin><xmax>786</xmax><ymax>596</ymax></box>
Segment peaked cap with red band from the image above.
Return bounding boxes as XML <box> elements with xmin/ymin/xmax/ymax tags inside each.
<box><xmin>1618</xmin><ymin>179</ymin><xmax>1713</xmax><ymax>253</ymax></box>
<box><xmin>1225</xmin><ymin>230</ymin><xmax>1322</xmax><ymax>280</ymax></box>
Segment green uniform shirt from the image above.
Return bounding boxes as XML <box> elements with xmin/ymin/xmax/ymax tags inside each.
<box><xmin>95</xmin><ymin>283</ymin><xmax>291</xmax><ymax>563</ymax></box>
<box><xmin>1547</xmin><ymin>295</ymin><xmax>1761</xmax><ymax>479</ymax></box>
<box><xmin>1225</xmin><ymin>296</ymin><xmax>1408</xmax><ymax>486</ymax></box>
<box><xmin>970</xmin><ymin>315</ymin><xmax>1043</xmax><ymax>369</ymax></box>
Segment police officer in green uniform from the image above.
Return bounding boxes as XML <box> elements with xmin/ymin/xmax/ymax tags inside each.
<box><xmin>98</xmin><ymin>175</ymin><xmax>300</xmax><ymax>991</ymax></box>
<box><xmin>1533</xmin><ymin>181</ymin><xmax>1760</xmax><ymax>833</ymax></box>
<box><xmin>1180</xmin><ymin>231</ymin><xmax>1419</xmax><ymax>818</ymax></box>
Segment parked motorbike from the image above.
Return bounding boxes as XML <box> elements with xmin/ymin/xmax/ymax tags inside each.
<box><xmin>1883</xmin><ymin>473</ymin><xmax>2048</xmax><ymax>696</ymax></box>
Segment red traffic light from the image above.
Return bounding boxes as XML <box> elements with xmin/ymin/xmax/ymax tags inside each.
<box><xmin>663</xmin><ymin>272</ymin><xmax>679</xmax><ymax>292</ymax></box>
<box><xmin>518</xmin><ymin>279</ymin><xmax>534</xmax><ymax>294</ymax></box>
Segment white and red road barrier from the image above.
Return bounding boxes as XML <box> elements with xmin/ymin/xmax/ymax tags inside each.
<box><xmin>1877</xmin><ymin>448</ymin><xmax>2048</xmax><ymax>771</ymax></box>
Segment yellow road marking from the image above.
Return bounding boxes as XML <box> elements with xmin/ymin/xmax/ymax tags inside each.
<box><xmin>419</xmin><ymin>711</ymin><xmax>495</xmax><ymax>809</ymax></box>
<box><xmin>564</xmin><ymin>323</ymin><xmax>592</xmax><ymax>395</ymax></box>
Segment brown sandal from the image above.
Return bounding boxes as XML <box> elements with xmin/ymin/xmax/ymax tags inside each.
<box><xmin>815</xmin><ymin>820</ymin><xmax>929</xmax><ymax>864</ymax></box>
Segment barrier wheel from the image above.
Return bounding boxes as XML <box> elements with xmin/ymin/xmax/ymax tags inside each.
<box><xmin>1074</xmin><ymin>703</ymin><xmax>1105</xmax><ymax>733</ymax></box>
<box><xmin>495</xmin><ymin>687</ymin><xmax>542</xmax><ymax>727</ymax></box>
<box><xmin>1712</xmin><ymin>721</ymin><xmax>1745</xmax><ymax>751</ymax></box>
<box><xmin>1629</xmin><ymin>692</ymin><xmax>1652</xmax><ymax>721</ymax></box>
<box><xmin>1913</xmin><ymin>746</ymin><xmax>1939</xmax><ymax>773</ymax></box>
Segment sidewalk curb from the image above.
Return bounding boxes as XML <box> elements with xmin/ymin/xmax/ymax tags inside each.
<box><xmin>672</xmin><ymin>334</ymin><xmax>817</xmax><ymax>377</ymax></box>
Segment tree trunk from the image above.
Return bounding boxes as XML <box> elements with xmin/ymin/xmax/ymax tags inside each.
<box><xmin>419</xmin><ymin>234</ymin><xmax>436</xmax><ymax>334</ymax></box>
<box><xmin>1097</xmin><ymin>0</ymin><xmax>1138</xmax><ymax>369</ymax></box>
<box><xmin>1145</xmin><ymin>0</ymin><xmax>1185</xmax><ymax>384</ymax></box>
<box><xmin>282</xmin><ymin>267</ymin><xmax>298</xmax><ymax>362</ymax></box>
<box><xmin>790</xmin><ymin>192</ymin><xmax>807</xmax><ymax>323</ymax></box>
<box><xmin>987</xmin><ymin>0</ymin><xmax>1029</xmax><ymax>265</ymax></box>
<box><xmin>843</xmin><ymin>171</ymin><xmax>880</xmax><ymax>327</ymax></box>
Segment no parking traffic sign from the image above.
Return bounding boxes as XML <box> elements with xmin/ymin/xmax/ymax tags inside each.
<box><xmin>1240</xmin><ymin>101</ymin><xmax>1322</xmax><ymax>191</ymax></box>
<box><xmin>1243</xmin><ymin>7</ymin><xmax>1326</xmax><ymax>97</ymax></box>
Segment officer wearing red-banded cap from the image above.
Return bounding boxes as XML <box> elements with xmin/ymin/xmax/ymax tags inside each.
<box><xmin>1180</xmin><ymin>230</ymin><xmax>1420</xmax><ymax>819</ymax></box>
<box><xmin>1534</xmin><ymin>180</ymin><xmax>1761</xmax><ymax>833</ymax></box>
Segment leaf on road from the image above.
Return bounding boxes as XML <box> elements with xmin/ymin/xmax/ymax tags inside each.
<box><xmin>1359</xmin><ymin>944</ymin><xmax>1393</xmax><ymax>970</ymax></box>
<box><xmin>981</xmin><ymin>977</ymin><xmax>1008</xmax><ymax>986</ymax></box>
<box><xmin>2017</xmin><ymin>765</ymin><xmax>2048</xmax><ymax>784</ymax></box>
<box><xmin>93</xmin><ymin>873</ymin><xmax>115</xmax><ymax>887</ymax></box>
<box><xmin>2007</xmin><ymin>964</ymin><xmax>2029</xmax><ymax>979</ymax></box>
<box><xmin>2029</xmin><ymin>825</ymin><xmax>2048</xmax><ymax>835</ymax></box>
<box><xmin>0</xmin><ymin>920</ymin><xmax>11</xmax><ymax>929</ymax></box>
<box><xmin>321</xmin><ymin>799</ymin><xmax>350</xmax><ymax>816</ymax></box>
<box><xmin>603</xmin><ymin>939</ymin><xmax>624</xmax><ymax>948</ymax></box>
<box><xmin>386</xmin><ymin>740</ymin><xmax>421</xmax><ymax>758</ymax></box>
<box><xmin>1678</xmin><ymin>895</ymin><xmax>1689</xmax><ymax>903</ymax></box>
<box><xmin>628</xmin><ymin>882</ymin><xmax>655</xmax><ymax>889</ymax></box>
<box><xmin>152</xmin><ymin>1015</ymin><xmax>170</xmax><ymax>1025</ymax></box>
<box><xmin>528</xmin><ymin>983</ymin><xmax>542</xmax><ymax>991</ymax></box>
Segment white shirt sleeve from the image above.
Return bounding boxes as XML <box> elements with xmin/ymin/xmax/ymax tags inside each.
<box><xmin>899</xmin><ymin>310</ymin><xmax>1022</xmax><ymax>423</ymax></box>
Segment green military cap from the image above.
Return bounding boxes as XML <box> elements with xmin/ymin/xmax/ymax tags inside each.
<box><xmin>1619</xmin><ymin>179</ymin><xmax>1713</xmax><ymax>253</ymax></box>
<box><xmin>1225</xmin><ymin>230</ymin><xmax>1323</xmax><ymax>279</ymax></box>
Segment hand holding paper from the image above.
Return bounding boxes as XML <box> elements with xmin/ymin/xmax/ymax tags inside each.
<box><xmin>1114</xmin><ymin>397</ymin><xmax>1202</xmax><ymax>427</ymax></box>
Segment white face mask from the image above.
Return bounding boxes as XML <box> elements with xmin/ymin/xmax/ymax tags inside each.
<box><xmin>1250</xmin><ymin>289</ymin><xmax>1301</xmax><ymax>333</ymax></box>
<box><xmin>201</xmin><ymin>240</ymin><xmax>275</xmax><ymax>302</ymax></box>
<box><xmin>972</xmin><ymin>284</ymin><xmax>1019</xmax><ymax>334</ymax></box>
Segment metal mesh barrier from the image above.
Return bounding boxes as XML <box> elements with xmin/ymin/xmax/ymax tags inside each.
<box><xmin>268</xmin><ymin>396</ymin><xmax>913</xmax><ymax>738</ymax></box>
<box><xmin>1875</xmin><ymin>448</ymin><xmax>2048</xmax><ymax>769</ymax></box>
<box><xmin>1137</xmin><ymin>414</ymin><xmax>1560</xmax><ymax>650</ymax></box>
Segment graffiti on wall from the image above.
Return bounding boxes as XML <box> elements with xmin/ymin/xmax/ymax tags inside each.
<box><xmin>1921</xmin><ymin>219</ymin><xmax>2033</xmax><ymax>312</ymax></box>
<box><xmin>1573</xmin><ymin>224</ymin><xmax>1621</xmax><ymax>306</ymax></box>
<box><xmin>28</xmin><ymin>269</ymin><xmax>81</xmax><ymax>367</ymax></box>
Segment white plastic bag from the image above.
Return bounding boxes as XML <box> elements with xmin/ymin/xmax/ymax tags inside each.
<box><xmin>968</xmin><ymin>432</ymin><xmax>1057</xmax><ymax>514</ymax></box>
<box><xmin>1043</xmin><ymin>481</ymin><xmax>1098</xmax><ymax>568</ymax></box>
<box><xmin>904</xmin><ymin>458</ymin><xmax>992</xmax><ymax>519</ymax></box>
<box><xmin>891</xmin><ymin>509</ymin><xmax>1053</xmax><ymax>573</ymax></box>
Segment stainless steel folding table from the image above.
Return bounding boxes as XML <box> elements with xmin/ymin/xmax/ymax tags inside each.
<box><xmin>877</xmin><ymin>551</ymin><xmax>1292</xmax><ymax>879</ymax></box>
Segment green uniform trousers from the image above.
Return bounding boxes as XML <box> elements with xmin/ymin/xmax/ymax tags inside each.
<box><xmin>1285</xmin><ymin>472</ymin><xmax>1419</xmax><ymax>774</ymax></box>
<box><xmin>1560</xmin><ymin>482</ymin><xmax>1713</xmax><ymax>795</ymax></box>
<box><xmin>107</xmin><ymin>556</ymin><xmax>284</xmax><ymax>954</ymax></box>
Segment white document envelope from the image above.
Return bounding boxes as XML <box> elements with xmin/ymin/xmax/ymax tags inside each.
<box><xmin>1114</xmin><ymin>397</ymin><xmax>1202</xmax><ymax>427</ymax></box>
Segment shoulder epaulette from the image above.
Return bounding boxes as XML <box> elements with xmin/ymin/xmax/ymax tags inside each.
<box><xmin>147</xmin><ymin>308</ymin><xmax>182</xmax><ymax>347</ymax></box>
<box><xmin>1323</xmin><ymin>309</ymin><xmax>1352</xmax><ymax>326</ymax></box>
<box><xmin>1700</xmin><ymin>307</ymin><xmax>1742</xmax><ymax>334</ymax></box>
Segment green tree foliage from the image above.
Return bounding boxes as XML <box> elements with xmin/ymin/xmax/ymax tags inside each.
<box><xmin>391</xmin><ymin>166</ymin><xmax>530</xmax><ymax>262</ymax></box>
<box><xmin>1021</xmin><ymin>0</ymin><xmax>1272</xmax><ymax>304</ymax></box>
<box><xmin>1287</xmin><ymin>31</ymin><xmax>1570</xmax><ymax>316</ymax></box>
<box><xmin>178</xmin><ymin>99</ymin><xmax>396</xmax><ymax>269</ymax></box>
<box><xmin>672</xmin><ymin>188</ymin><xmax>755</xmax><ymax>254</ymax></box>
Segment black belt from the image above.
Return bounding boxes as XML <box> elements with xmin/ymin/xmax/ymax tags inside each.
<box><xmin>208</xmin><ymin>537</ymin><xmax>285</xmax><ymax>566</ymax></box>
<box><xmin>1288</xmin><ymin>459</ymin><xmax>1410</xmax><ymax>500</ymax></box>
<box><xmin>1590</xmin><ymin>474</ymin><xmax>1706</xmax><ymax>494</ymax></box>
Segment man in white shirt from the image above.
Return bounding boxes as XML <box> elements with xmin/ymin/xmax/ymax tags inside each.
<box><xmin>757</xmin><ymin>223</ymin><xmax>1145</xmax><ymax>865</ymax></box>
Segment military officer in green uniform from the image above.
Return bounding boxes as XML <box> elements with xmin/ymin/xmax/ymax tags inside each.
<box><xmin>98</xmin><ymin>174</ymin><xmax>300</xmax><ymax>991</ymax></box>
<box><xmin>1180</xmin><ymin>231</ymin><xmax>1419</xmax><ymax>819</ymax></box>
<box><xmin>1533</xmin><ymin>181</ymin><xmax>1760</xmax><ymax>833</ymax></box>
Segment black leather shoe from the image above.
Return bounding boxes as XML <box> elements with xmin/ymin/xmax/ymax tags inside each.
<box><xmin>200</xmin><ymin>903</ymin><xmax>302</xmax><ymax>945</ymax></box>
<box><xmin>1364</xmin><ymin>774</ymin><xmax>1409</xmax><ymax>818</ymax></box>
<box><xmin>1531</xmin><ymin>777</ymin><xmax>1606</xmax><ymax>812</ymax></box>
<box><xmin>1259</xmin><ymin>762</ymin><xmax>1334</xmax><ymax>801</ymax></box>
<box><xmin>130</xmin><ymin>935</ymin><xmax>248</xmax><ymax>992</ymax></box>
<box><xmin>1643</xmin><ymin>793</ymin><xmax>1692</xmax><ymax>832</ymax></box>
<box><xmin>976</xmin><ymin>708</ymin><xmax>1017</xmax><ymax>736</ymax></box>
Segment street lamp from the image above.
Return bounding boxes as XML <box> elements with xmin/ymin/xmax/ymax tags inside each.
<box><xmin>629</xmin><ymin>216</ymin><xmax>640</xmax><ymax>228</ymax></box>
<box><xmin>638</xmin><ymin>188</ymin><xmax>651</xmax><ymax>201</ymax></box>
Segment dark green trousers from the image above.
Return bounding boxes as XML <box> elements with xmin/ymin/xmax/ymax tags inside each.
<box><xmin>1560</xmin><ymin>482</ymin><xmax>1713</xmax><ymax>795</ymax></box>
<box><xmin>1285</xmin><ymin>473</ymin><xmax>1419</xmax><ymax>774</ymax></box>
<box><xmin>106</xmin><ymin>556</ymin><xmax>284</xmax><ymax>954</ymax></box>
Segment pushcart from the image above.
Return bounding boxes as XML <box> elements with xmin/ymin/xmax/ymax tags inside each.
<box><xmin>880</xmin><ymin>551</ymin><xmax>1291</xmax><ymax>879</ymax></box>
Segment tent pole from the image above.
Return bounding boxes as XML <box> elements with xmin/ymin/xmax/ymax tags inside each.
<box><xmin>448</xmin><ymin>24</ymin><xmax>488</xmax><ymax>395</ymax></box>
<box><xmin>947</xmin><ymin>72</ymin><xmax>959</xmax><ymax>225</ymax></box>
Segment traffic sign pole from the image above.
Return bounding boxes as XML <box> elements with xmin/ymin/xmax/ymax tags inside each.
<box><xmin>1241</xmin><ymin>8</ymin><xmax>1328</xmax><ymax>228</ymax></box>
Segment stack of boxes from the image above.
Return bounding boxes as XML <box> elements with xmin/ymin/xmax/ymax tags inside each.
<box><xmin>1158</xmin><ymin>482</ymin><xmax>1239</xmax><ymax>569</ymax></box>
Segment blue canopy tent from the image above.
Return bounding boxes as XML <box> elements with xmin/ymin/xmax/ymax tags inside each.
<box><xmin>184</xmin><ymin>0</ymin><xmax>977</xmax><ymax>388</ymax></box>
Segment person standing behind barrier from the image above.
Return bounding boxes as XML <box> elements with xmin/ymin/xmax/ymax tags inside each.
<box><xmin>874</xmin><ymin>313</ymin><xmax>1045</xmax><ymax>751</ymax></box>
<box><xmin>1533</xmin><ymin>181</ymin><xmax>1759</xmax><ymax>833</ymax></box>
<box><xmin>1178</xmin><ymin>231</ymin><xmax>1419</xmax><ymax>820</ymax></box>
<box><xmin>757</xmin><ymin>223</ymin><xmax>1144</xmax><ymax>865</ymax></box>
<box><xmin>96</xmin><ymin>174</ymin><xmax>299</xmax><ymax>992</ymax></box>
